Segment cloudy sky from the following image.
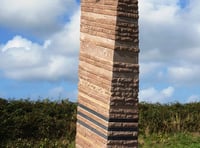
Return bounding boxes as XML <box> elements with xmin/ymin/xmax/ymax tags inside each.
<box><xmin>0</xmin><ymin>0</ymin><xmax>199</xmax><ymax>103</ymax></box>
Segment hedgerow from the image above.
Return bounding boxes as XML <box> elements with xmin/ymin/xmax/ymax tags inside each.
<box><xmin>0</xmin><ymin>98</ymin><xmax>199</xmax><ymax>147</ymax></box>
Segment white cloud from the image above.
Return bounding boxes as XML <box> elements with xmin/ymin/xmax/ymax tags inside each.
<box><xmin>0</xmin><ymin>36</ymin><xmax>43</xmax><ymax>69</ymax></box>
<box><xmin>0</xmin><ymin>0</ymin><xmax>78</xmax><ymax>37</ymax></box>
<box><xmin>2</xmin><ymin>36</ymin><xmax>32</xmax><ymax>52</ymax></box>
<box><xmin>140</xmin><ymin>0</ymin><xmax>200</xmax><ymax>61</ymax></box>
<box><xmin>139</xmin><ymin>0</ymin><xmax>179</xmax><ymax>25</ymax></box>
<box><xmin>168</xmin><ymin>65</ymin><xmax>200</xmax><ymax>85</ymax></box>
<box><xmin>0</xmin><ymin>8</ymin><xmax>80</xmax><ymax>82</ymax></box>
<box><xmin>187</xmin><ymin>95</ymin><xmax>200</xmax><ymax>103</ymax></box>
<box><xmin>139</xmin><ymin>0</ymin><xmax>200</xmax><ymax>90</ymax></box>
<box><xmin>49</xmin><ymin>8</ymin><xmax>80</xmax><ymax>56</ymax></box>
<box><xmin>139</xmin><ymin>86</ymin><xmax>174</xmax><ymax>103</ymax></box>
<box><xmin>140</xmin><ymin>62</ymin><xmax>162</xmax><ymax>78</ymax></box>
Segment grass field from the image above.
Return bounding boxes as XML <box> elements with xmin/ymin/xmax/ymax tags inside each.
<box><xmin>139</xmin><ymin>133</ymin><xmax>200</xmax><ymax>148</ymax></box>
<box><xmin>4</xmin><ymin>133</ymin><xmax>200</xmax><ymax>148</ymax></box>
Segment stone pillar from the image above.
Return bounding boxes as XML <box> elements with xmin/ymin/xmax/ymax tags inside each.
<box><xmin>76</xmin><ymin>0</ymin><xmax>139</xmax><ymax>147</ymax></box>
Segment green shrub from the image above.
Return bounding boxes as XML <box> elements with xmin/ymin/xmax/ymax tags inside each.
<box><xmin>139</xmin><ymin>102</ymin><xmax>200</xmax><ymax>135</ymax></box>
<box><xmin>1</xmin><ymin>97</ymin><xmax>199</xmax><ymax>147</ymax></box>
<box><xmin>0</xmin><ymin>98</ymin><xmax>77</xmax><ymax>146</ymax></box>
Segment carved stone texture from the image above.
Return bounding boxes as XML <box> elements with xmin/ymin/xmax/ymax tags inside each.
<box><xmin>76</xmin><ymin>0</ymin><xmax>139</xmax><ymax>147</ymax></box>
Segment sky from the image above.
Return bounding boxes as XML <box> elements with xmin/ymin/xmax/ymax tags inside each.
<box><xmin>0</xmin><ymin>0</ymin><xmax>199</xmax><ymax>103</ymax></box>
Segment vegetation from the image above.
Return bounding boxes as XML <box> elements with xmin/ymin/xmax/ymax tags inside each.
<box><xmin>0</xmin><ymin>98</ymin><xmax>199</xmax><ymax>147</ymax></box>
<box><xmin>139</xmin><ymin>102</ymin><xmax>200</xmax><ymax>147</ymax></box>
<box><xmin>139</xmin><ymin>102</ymin><xmax>200</xmax><ymax>135</ymax></box>
<box><xmin>139</xmin><ymin>133</ymin><xmax>200</xmax><ymax>148</ymax></box>
<box><xmin>0</xmin><ymin>98</ymin><xmax>77</xmax><ymax>147</ymax></box>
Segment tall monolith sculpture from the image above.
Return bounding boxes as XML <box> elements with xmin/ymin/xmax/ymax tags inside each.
<box><xmin>76</xmin><ymin>0</ymin><xmax>139</xmax><ymax>147</ymax></box>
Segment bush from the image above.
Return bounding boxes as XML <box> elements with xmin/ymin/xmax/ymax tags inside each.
<box><xmin>0</xmin><ymin>98</ymin><xmax>77</xmax><ymax>146</ymax></box>
<box><xmin>139</xmin><ymin>102</ymin><xmax>200</xmax><ymax>135</ymax></box>
<box><xmin>1</xmin><ymin>97</ymin><xmax>199</xmax><ymax>146</ymax></box>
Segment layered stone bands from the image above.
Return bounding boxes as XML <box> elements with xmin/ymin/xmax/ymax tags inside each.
<box><xmin>76</xmin><ymin>0</ymin><xmax>139</xmax><ymax>147</ymax></box>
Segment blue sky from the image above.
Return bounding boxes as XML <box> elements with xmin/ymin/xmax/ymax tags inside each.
<box><xmin>0</xmin><ymin>0</ymin><xmax>200</xmax><ymax>103</ymax></box>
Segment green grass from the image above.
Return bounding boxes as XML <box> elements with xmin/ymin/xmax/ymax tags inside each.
<box><xmin>3</xmin><ymin>133</ymin><xmax>200</xmax><ymax>147</ymax></box>
<box><xmin>139</xmin><ymin>133</ymin><xmax>200</xmax><ymax>148</ymax></box>
<box><xmin>4</xmin><ymin>138</ymin><xmax>75</xmax><ymax>148</ymax></box>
